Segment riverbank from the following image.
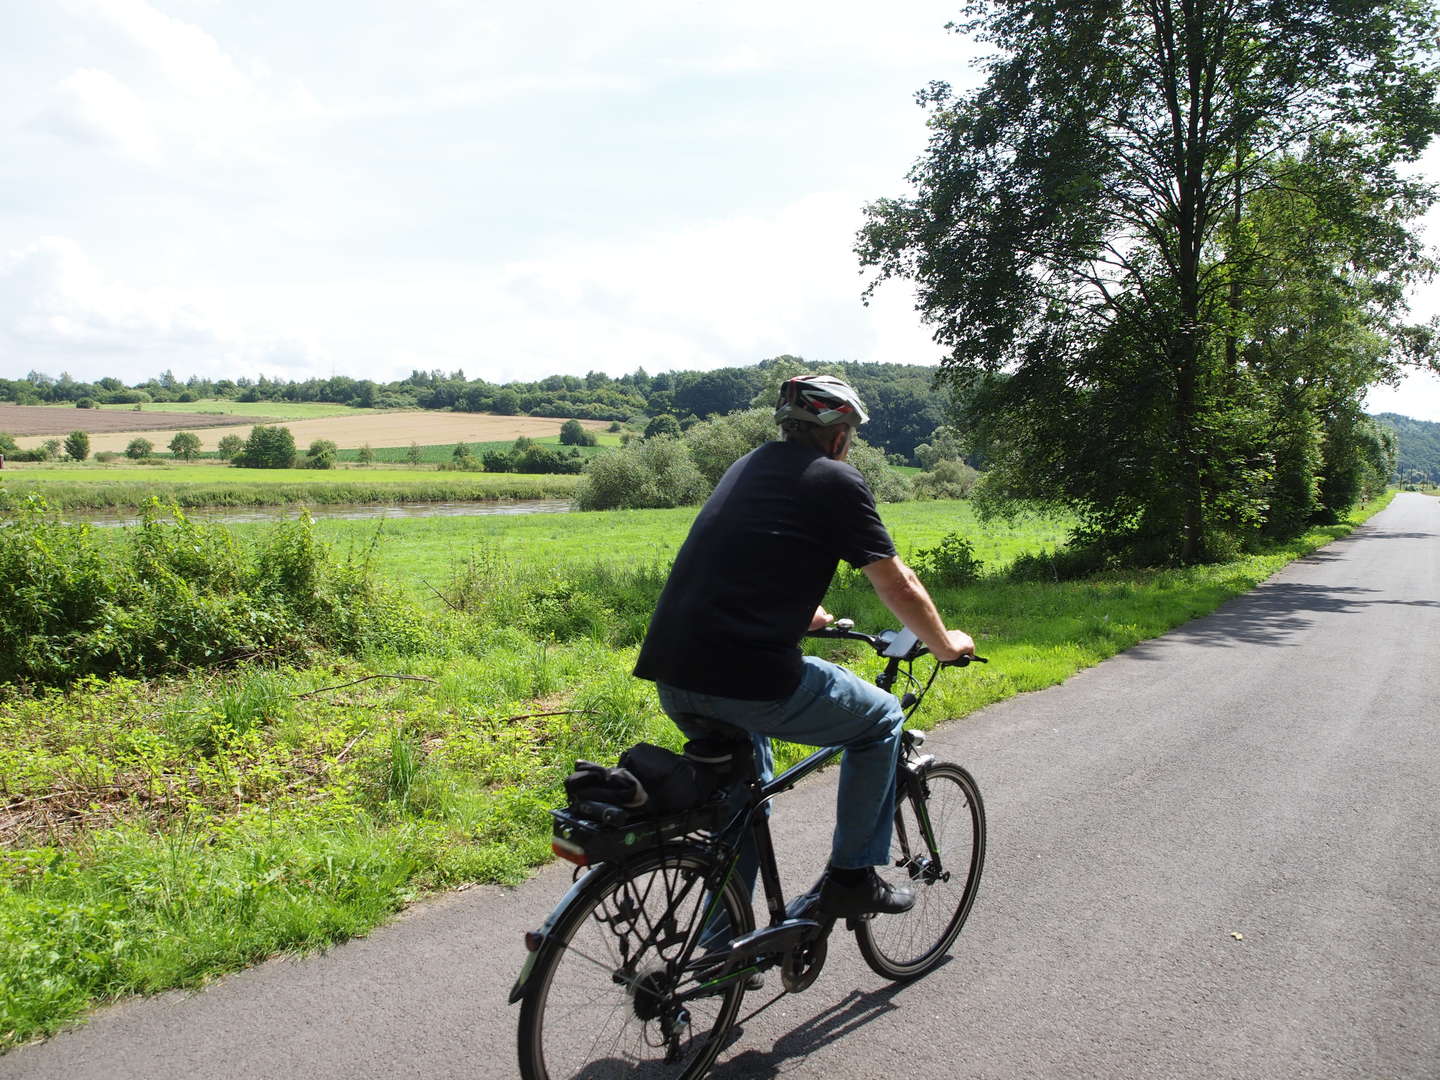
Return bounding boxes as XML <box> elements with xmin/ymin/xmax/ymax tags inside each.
<box><xmin>0</xmin><ymin>468</ymin><xmax>582</xmax><ymax>511</ymax></box>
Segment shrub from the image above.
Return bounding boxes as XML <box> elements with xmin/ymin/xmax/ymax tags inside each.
<box><xmin>64</xmin><ymin>431</ymin><xmax>90</xmax><ymax>462</ymax></box>
<box><xmin>216</xmin><ymin>434</ymin><xmax>244</xmax><ymax>461</ymax></box>
<box><xmin>559</xmin><ymin>419</ymin><xmax>596</xmax><ymax>446</ymax></box>
<box><xmin>406</xmin><ymin>442</ymin><xmax>423</xmax><ymax>465</ymax></box>
<box><xmin>644</xmin><ymin>415</ymin><xmax>681</xmax><ymax>439</ymax></box>
<box><xmin>0</xmin><ymin>432</ymin><xmax>17</xmax><ymax>454</ymax></box>
<box><xmin>575</xmin><ymin>436</ymin><xmax>707</xmax><ymax>510</ymax></box>
<box><xmin>75</xmin><ymin>398</ymin><xmax>97</xmax><ymax>409</ymax></box>
<box><xmin>0</xmin><ymin>498</ymin><xmax>424</xmax><ymax>686</ymax></box>
<box><xmin>234</xmin><ymin>425</ymin><xmax>296</xmax><ymax>469</ymax></box>
<box><xmin>357</xmin><ymin>443</ymin><xmax>375</xmax><ymax>465</ymax></box>
<box><xmin>913</xmin><ymin>459</ymin><xmax>980</xmax><ymax>500</ymax></box>
<box><xmin>94</xmin><ymin>451</ymin><xmax>119</xmax><ymax>463</ymax></box>
<box><xmin>125</xmin><ymin>438</ymin><xmax>154</xmax><ymax>460</ymax></box>
<box><xmin>909</xmin><ymin>533</ymin><xmax>984</xmax><ymax>588</ymax></box>
<box><xmin>168</xmin><ymin>431</ymin><xmax>202</xmax><ymax>461</ymax></box>
<box><xmin>682</xmin><ymin>407</ymin><xmax>773</xmax><ymax>487</ymax></box>
<box><xmin>40</xmin><ymin>439</ymin><xmax>62</xmax><ymax>461</ymax></box>
<box><xmin>482</xmin><ymin>450</ymin><xmax>513</xmax><ymax>473</ymax></box>
<box><xmin>306</xmin><ymin>439</ymin><xmax>338</xmax><ymax>469</ymax></box>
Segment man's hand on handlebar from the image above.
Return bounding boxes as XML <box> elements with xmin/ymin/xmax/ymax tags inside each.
<box><xmin>809</xmin><ymin>605</ymin><xmax>835</xmax><ymax>631</ymax></box>
<box><xmin>930</xmin><ymin>629</ymin><xmax>976</xmax><ymax>664</ymax></box>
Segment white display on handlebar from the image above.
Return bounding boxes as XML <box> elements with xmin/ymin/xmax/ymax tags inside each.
<box><xmin>882</xmin><ymin>627</ymin><xmax>918</xmax><ymax>658</ymax></box>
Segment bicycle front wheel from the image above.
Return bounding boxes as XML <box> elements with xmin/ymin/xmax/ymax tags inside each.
<box><xmin>517</xmin><ymin>847</ymin><xmax>754</xmax><ymax>1080</ymax></box>
<box><xmin>856</xmin><ymin>761</ymin><xmax>985</xmax><ymax>980</ymax></box>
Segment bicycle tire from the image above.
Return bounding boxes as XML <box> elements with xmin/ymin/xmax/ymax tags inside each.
<box><xmin>517</xmin><ymin>846</ymin><xmax>754</xmax><ymax>1080</ymax></box>
<box><xmin>855</xmin><ymin>761</ymin><xmax>985</xmax><ymax>980</ymax></box>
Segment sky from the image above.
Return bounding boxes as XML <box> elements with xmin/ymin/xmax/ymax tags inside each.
<box><xmin>3</xmin><ymin>0</ymin><xmax>1438</xmax><ymax>421</ymax></box>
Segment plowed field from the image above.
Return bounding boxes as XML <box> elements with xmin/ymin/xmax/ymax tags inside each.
<box><xmin>5</xmin><ymin>410</ymin><xmax>607</xmax><ymax>455</ymax></box>
<box><xmin>0</xmin><ymin>405</ymin><xmax>261</xmax><ymax>437</ymax></box>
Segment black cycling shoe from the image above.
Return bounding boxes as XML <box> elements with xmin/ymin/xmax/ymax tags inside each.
<box><xmin>818</xmin><ymin>868</ymin><xmax>915</xmax><ymax>918</ymax></box>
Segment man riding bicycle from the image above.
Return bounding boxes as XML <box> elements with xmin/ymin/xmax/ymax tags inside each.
<box><xmin>633</xmin><ymin>373</ymin><xmax>975</xmax><ymax>918</ymax></box>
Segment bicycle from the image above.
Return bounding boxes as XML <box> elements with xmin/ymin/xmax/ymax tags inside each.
<box><xmin>510</xmin><ymin>621</ymin><xmax>988</xmax><ymax>1079</ymax></box>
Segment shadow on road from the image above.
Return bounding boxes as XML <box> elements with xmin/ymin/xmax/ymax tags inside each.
<box><xmin>1124</xmin><ymin>582</ymin><xmax>1440</xmax><ymax>654</ymax></box>
<box><xmin>709</xmin><ymin>962</ymin><xmax>950</xmax><ymax>1078</ymax></box>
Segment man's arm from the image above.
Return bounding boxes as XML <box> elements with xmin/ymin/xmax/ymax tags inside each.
<box><xmin>862</xmin><ymin>556</ymin><xmax>975</xmax><ymax>661</ymax></box>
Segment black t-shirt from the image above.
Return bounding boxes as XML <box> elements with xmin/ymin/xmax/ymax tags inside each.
<box><xmin>633</xmin><ymin>440</ymin><xmax>897</xmax><ymax>700</ymax></box>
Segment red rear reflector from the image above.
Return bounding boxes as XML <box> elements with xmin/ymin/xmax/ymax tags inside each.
<box><xmin>552</xmin><ymin>838</ymin><xmax>588</xmax><ymax>866</ymax></box>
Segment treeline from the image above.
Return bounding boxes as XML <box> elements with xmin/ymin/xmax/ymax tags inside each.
<box><xmin>1376</xmin><ymin>413</ymin><xmax>1440</xmax><ymax>484</ymax></box>
<box><xmin>0</xmin><ymin>357</ymin><xmax>957</xmax><ymax>463</ymax></box>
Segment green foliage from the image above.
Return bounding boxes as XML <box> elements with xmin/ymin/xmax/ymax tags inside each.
<box><xmin>0</xmin><ymin>432</ymin><xmax>17</xmax><ymax>454</ymax></box>
<box><xmin>575</xmin><ymin>436</ymin><xmax>707</xmax><ymax>511</ymax></box>
<box><xmin>861</xmin><ymin>0</ymin><xmax>1440</xmax><ymax>562</ymax></box>
<box><xmin>357</xmin><ymin>443</ymin><xmax>374</xmax><ymax>465</ymax></box>
<box><xmin>216</xmin><ymin>433</ymin><xmax>244</xmax><ymax>461</ymax></box>
<box><xmin>559</xmin><ymin>419</ymin><xmax>595</xmax><ymax>446</ymax></box>
<box><xmin>682</xmin><ymin>407</ymin><xmax>774</xmax><ymax>487</ymax></box>
<box><xmin>63</xmin><ymin>431</ymin><xmax>89</xmax><ymax>462</ymax></box>
<box><xmin>125</xmin><ymin>438</ymin><xmax>154</xmax><ymax>460</ymax></box>
<box><xmin>234</xmin><ymin>425</ymin><xmax>296</xmax><ymax>469</ymax></box>
<box><xmin>913</xmin><ymin>459</ymin><xmax>979</xmax><ymax>500</ymax></box>
<box><xmin>406</xmin><ymin>442</ymin><xmax>423</xmax><ymax>466</ymax></box>
<box><xmin>0</xmin><ymin>498</ymin><xmax>419</xmax><ymax>687</ymax></box>
<box><xmin>306</xmin><ymin>439</ymin><xmax>338</xmax><ymax>470</ymax></box>
<box><xmin>908</xmin><ymin>533</ymin><xmax>984</xmax><ymax>587</ymax></box>
<box><xmin>168</xmin><ymin>431</ymin><xmax>202</xmax><ymax>461</ymax></box>
<box><xmin>644</xmin><ymin>414</ymin><xmax>681</xmax><ymax>439</ymax></box>
<box><xmin>75</xmin><ymin>397</ymin><xmax>96</xmax><ymax>409</ymax></box>
<box><xmin>1377</xmin><ymin>412</ymin><xmax>1440</xmax><ymax>483</ymax></box>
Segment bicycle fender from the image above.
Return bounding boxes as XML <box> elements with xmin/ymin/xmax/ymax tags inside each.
<box><xmin>508</xmin><ymin>866</ymin><xmax>604</xmax><ymax>1005</ymax></box>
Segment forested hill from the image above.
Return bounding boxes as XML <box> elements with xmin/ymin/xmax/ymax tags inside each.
<box><xmin>1375</xmin><ymin>413</ymin><xmax>1440</xmax><ymax>484</ymax></box>
<box><xmin>1</xmin><ymin>358</ymin><xmax>957</xmax><ymax>462</ymax></box>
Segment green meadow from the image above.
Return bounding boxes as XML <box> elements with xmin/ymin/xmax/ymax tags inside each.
<box><xmin>0</xmin><ymin>492</ymin><xmax>1394</xmax><ymax>1048</ymax></box>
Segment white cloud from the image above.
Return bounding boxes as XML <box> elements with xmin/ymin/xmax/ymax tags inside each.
<box><xmin>41</xmin><ymin>68</ymin><xmax>160</xmax><ymax>162</ymax></box>
<box><xmin>0</xmin><ymin>237</ymin><xmax>225</xmax><ymax>354</ymax></box>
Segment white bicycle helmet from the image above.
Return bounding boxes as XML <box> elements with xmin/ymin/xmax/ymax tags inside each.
<box><xmin>774</xmin><ymin>374</ymin><xmax>869</xmax><ymax>428</ymax></box>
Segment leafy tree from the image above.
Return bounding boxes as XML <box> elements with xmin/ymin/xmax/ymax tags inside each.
<box><xmin>64</xmin><ymin>431</ymin><xmax>89</xmax><ymax>462</ymax></box>
<box><xmin>40</xmin><ymin>439</ymin><xmax>62</xmax><ymax>461</ymax></box>
<box><xmin>216</xmin><ymin>434</ymin><xmax>244</xmax><ymax>461</ymax></box>
<box><xmin>451</xmin><ymin>442</ymin><xmax>475</xmax><ymax>465</ymax></box>
<box><xmin>234</xmin><ymin>425</ymin><xmax>296</xmax><ymax>469</ymax></box>
<box><xmin>0</xmin><ymin>433</ymin><xmax>17</xmax><ymax>454</ymax></box>
<box><xmin>168</xmin><ymin>431</ymin><xmax>202</xmax><ymax>461</ymax></box>
<box><xmin>406</xmin><ymin>442</ymin><xmax>423</xmax><ymax>466</ymax></box>
<box><xmin>576</xmin><ymin>436</ymin><xmax>708</xmax><ymax>511</ymax></box>
<box><xmin>559</xmin><ymin>419</ymin><xmax>596</xmax><ymax>446</ymax></box>
<box><xmin>306</xmin><ymin>439</ymin><xmax>338</xmax><ymax>469</ymax></box>
<box><xmin>75</xmin><ymin>397</ymin><xmax>96</xmax><ymax>409</ymax></box>
<box><xmin>491</xmin><ymin>388</ymin><xmax>521</xmax><ymax>415</ymax></box>
<box><xmin>125</xmin><ymin>438</ymin><xmax>154</xmax><ymax>460</ymax></box>
<box><xmin>482</xmin><ymin>450</ymin><xmax>513</xmax><ymax>473</ymax></box>
<box><xmin>860</xmin><ymin>0</ymin><xmax>1440</xmax><ymax>562</ymax></box>
<box><xmin>644</xmin><ymin>415</ymin><xmax>681</xmax><ymax>439</ymax></box>
<box><xmin>357</xmin><ymin>442</ymin><xmax>375</xmax><ymax>465</ymax></box>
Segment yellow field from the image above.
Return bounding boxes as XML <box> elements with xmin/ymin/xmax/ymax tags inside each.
<box><xmin>12</xmin><ymin>412</ymin><xmax>609</xmax><ymax>455</ymax></box>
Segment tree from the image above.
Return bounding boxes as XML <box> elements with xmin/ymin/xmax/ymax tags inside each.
<box><xmin>860</xmin><ymin>0</ymin><xmax>1440</xmax><ymax>562</ymax></box>
<box><xmin>216</xmin><ymin>434</ymin><xmax>244</xmax><ymax>461</ymax></box>
<box><xmin>234</xmin><ymin>425</ymin><xmax>296</xmax><ymax>469</ymax></box>
<box><xmin>125</xmin><ymin>438</ymin><xmax>153</xmax><ymax>460</ymax></box>
<box><xmin>645</xmin><ymin>415</ymin><xmax>681</xmax><ymax>439</ymax></box>
<box><xmin>559</xmin><ymin>419</ymin><xmax>596</xmax><ymax>446</ymax></box>
<box><xmin>406</xmin><ymin>442</ymin><xmax>423</xmax><ymax>466</ymax></box>
<box><xmin>169</xmin><ymin>431</ymin><xmax>202</xmax><ymax>460</ymax></box>
<box><xmin>357</xmin><ymin>443</ymin><xmax>375</xmax><ymax>465</ymax></box>
<box><xmin>306</xmin><ymin>439</ymin><xmax>338</xmax><ymax>469</ymax></box>
<box><xmin>64</xmin><ymin>431</ymin><xmax>90</xmax><ymax>461</ymax></box>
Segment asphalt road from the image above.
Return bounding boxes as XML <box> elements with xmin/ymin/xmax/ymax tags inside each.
<box><xmin>4</xmin><ymin>493</ymin><xmax>1437</xmax><ymax>1080</ymax></box>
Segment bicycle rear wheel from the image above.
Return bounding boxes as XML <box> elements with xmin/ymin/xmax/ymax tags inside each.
<box><xmin>517</xmin><ymin>847</ymin><xmax>753</xmax><ymax>1080</ymax></box>
<box><xmin>856</xmin><ymin>761</ymin><xmax>985</xmax><ymax>980</ymax></box>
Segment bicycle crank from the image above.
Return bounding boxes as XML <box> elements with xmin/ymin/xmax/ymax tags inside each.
<box><xmin>780</xmin><ymin>934</ymin><xmax>827</xmax><ymax>992</ymax></box>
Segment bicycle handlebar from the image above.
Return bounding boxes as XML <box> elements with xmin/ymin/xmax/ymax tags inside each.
<box><xmin>805</xmin><ymin>620</ymin><xmax>988</xmax><ymax>666</ymax></box>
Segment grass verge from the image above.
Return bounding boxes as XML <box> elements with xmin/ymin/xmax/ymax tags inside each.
<box><xmin>0</xmin><ymin>492</ymin><xmax>1394</xmax><ymax>1048</ymax></box>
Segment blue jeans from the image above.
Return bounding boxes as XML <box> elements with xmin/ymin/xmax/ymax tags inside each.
<box><xmin>656</xmin><ymin>656</ymin><xmax>905</xmax><ymax>882</ymax></box>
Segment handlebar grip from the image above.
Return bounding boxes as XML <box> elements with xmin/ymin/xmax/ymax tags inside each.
<box><xmin>943</xmin><ymin>654</ymin><xmax>988</xmax><ymax>666</ymax></box>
